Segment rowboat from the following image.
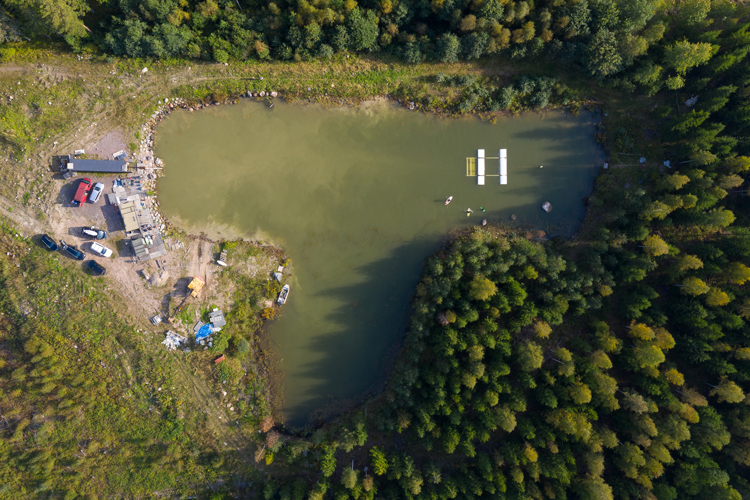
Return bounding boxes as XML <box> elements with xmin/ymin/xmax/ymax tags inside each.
<box><xmin>277</xmin><ymin>284</ymin><xmax>290</xmax><ymax>305</ymax></box>
<box><xmin>445</xmin><ymin>196</ymin><xmax>453</xmax><ymax>206</ymax></box>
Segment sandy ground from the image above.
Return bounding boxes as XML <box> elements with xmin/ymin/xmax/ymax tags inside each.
<box><xmin>85</xmin><ymin>128</ymin><xmax>132</xmax><ymax>161</ymax></box>
<box><xmin>39</xmin><ymin>175</ymin><xmax>235</xmax><ymax>327</ymax></box>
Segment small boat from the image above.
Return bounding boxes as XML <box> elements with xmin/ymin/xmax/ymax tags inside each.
<box><xmin>277</xmin><ymin>284</ymin><xmax>290</xmax><ymax>305</ymax></box>
<box><xmin>445</xmin><ymin>196</ymin><xmax>453</xmax><ymax>206</ymax></box>
<box><xmin>216</xmin><ymin>249</ymin><xmax>228</xmax><ymax>266</ymax></box>
<box><xmin>542</xmin><ymin>202</ymin><xmax>551</xmax><ymax>212</ymax></box>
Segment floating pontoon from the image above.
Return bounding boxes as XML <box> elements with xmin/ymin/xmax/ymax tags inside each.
<box><xmin>499</xmin><ymin>149</ymin><xmax>507</xmax><ymax>185</ymax></box>
<box><xmin>477</xmin><ymin>149</ymin><xmax>485</xmax><ymax>185</ymax></box>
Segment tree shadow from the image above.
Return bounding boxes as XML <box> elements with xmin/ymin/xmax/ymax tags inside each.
<box><xmin>278</xmin><ymin>184</ymin><xmax>605</xmax><ymax>429</ymax></box>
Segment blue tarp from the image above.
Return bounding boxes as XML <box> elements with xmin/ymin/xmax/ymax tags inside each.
<box><xmin>195</xmin><ymin>323</ymin><xmax>213</xmax><ymax>342</ymax></box>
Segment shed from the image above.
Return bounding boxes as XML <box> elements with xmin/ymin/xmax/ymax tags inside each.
<box><xmin>119</xmin><ymin>200</ymin><xmax>140</xmax><ymax>233</ymax></box>
<box><xmin>209</xmin><ymin>309</ymin><xmax>226</xmax><ymax>328</ymax></box>
<box><xmin>131</xmin><ymin>237</ymin><xmax>150</xmax><ymax>259</ymax></box>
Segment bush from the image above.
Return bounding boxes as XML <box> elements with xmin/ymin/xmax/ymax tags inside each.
<box><xmin>0</xmin><ymin>47</ymin><xmax>16</xmax><ymax>62</ymax></box>
<box><xmin>213</xmin><ymin>49</ymin><xmax>229</xmax><ymax>63</ymax></box>
<box><xmin>318</xmin><ymin>44</ymin><xmax>334</xmax><ymax>59</ymax></box>
<box><xmin>403</xmin><ymin>41</ymin><xmax>422</xmax><ymax>64</ymax></box>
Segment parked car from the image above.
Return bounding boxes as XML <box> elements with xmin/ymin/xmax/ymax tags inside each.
<box><xmin>72</xmin><ymin>178</ymin><xmax>92</xmax><ymax>206</ymax></box>
<box><xmin>90</xmin><ymin>242</ymin><xmax>113</xmax><ymax>258</ymax></box>
<box><xmin>60</xmin><ymin>240</ymin><xmax>84</xmax><ymax>260</ymax></box>
<box><xmin>87</xmin><ymin>260</ymin><xmax>106</xmax><ymax>276</ymax></box>
<box><xmin>40</xmin><ymin>234</ymin><xmax>58</xmax><ymax>251</ymax></box>
<box><xmin>81</xmin><ymin>227</ymin><xmax>107</xmax><ymax>239</ymax></box>
<box><xmin>89</xmin><ymin>182</ymin><xmax>104</xmax><ymax>203</ymax></box>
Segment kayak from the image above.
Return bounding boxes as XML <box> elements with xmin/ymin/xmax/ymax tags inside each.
<box><xmin>445</xmin><ymin>196</ymin><xmax>453</xmax><ymax>206</ymax></box>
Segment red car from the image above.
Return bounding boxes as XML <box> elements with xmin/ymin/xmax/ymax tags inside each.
<box><xmin>72</xmin><ymin>178</ymin><xmax>92</xmax><ymax>206</ymax></box>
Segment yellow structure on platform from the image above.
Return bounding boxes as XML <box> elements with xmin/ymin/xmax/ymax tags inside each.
<box><xmin>466</xmin><ymin>157</ymin><xmax>476</xmax><ymax>176</ymax></box>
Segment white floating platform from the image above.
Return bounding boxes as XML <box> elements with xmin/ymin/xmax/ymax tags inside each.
<box><xmin>499</xmin><ymin>149</ymin><xmax>507</xmax><ymax>184</ymax></box>
<box><xmin>477</xmin><ymin>149</ymin><xmax>485</xmax><ymax>185</ymax></box>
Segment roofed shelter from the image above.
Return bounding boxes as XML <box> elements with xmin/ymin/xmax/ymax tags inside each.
<box><xmin>63</xmin><ymin>156</ymin><xmax>128</xmax><ymax>173</ymax></box>
<box><xmin>119</xmin><ymin>200</ymin><xmax>140</xmax><ymax>234</ymax></box>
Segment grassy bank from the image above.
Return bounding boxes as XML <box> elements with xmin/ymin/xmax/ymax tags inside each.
<box><xmin>0</xmin><ymin>215</ymin><xmax>300</xmax><ymax>498</ymax></box>
<box><xmin>0</xmin><ymin>44</ymin><xmax>616</xmax><ymax>210</ymax></box>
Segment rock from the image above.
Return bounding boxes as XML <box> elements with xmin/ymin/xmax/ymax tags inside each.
<box><xmin>510</xmin><ymin>214</ymin><xmax>517</xmax><ymax>221</ymax></box>
<box><xmin>270</xmin><ymin>91</ymin><xmax>278</xmax><ymax>97</ymax></box>
<box><xmin>260</xmin><ymin>91</ymin><xmax>265</xmax><ymax>97</ymax></box>
<box><xmin>141</xmin><ymin>67</ymin><xmax>148</xmax><ymax>73</ymax></box>
<box><xmin>437</xmin><ymin>312</ymin><xmax>449</xmax><ymax>326</ymax></box>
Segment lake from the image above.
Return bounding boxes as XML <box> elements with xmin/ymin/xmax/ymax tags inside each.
<box><xmin>155</xmin><ymin>99</ymin><xmax>604</xmax><ymax>426</ymax></box>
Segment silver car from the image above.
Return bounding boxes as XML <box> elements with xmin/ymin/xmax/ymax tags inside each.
<box><xmin>89</xmin><ymin>182</ymin><xmax>104</xmax><ymax>203</ymax></box>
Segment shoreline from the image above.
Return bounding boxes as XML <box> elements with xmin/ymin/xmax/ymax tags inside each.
<box><xmin>144</xmin><ymin>96</ymin><xmax>601</xmax><ymax>429</ymax></box>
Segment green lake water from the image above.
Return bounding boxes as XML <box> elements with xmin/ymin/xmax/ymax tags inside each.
<box><xmin>155</xmin><ymin>100</ymin><xmax>604</xmax><ymax>426</ymax></box>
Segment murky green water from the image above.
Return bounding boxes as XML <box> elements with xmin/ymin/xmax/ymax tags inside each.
<box><xmin>155</xmin><ymin>100</ymin><xmax>604</xmax><ymax>426</ymax></box>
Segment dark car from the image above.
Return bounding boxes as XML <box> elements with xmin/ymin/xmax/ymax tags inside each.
<box><xmin>87</xmin><ymin>260</ymin><xmax>106</xmax><ymax>276</ymax></box>
<box><xmin>40</xmin><ymin>234</ymin><xmax>58</xmax><ymax>251</ymax></box>
<box><xmin>59</xmin><ymin>240</ymin><xmax>84</xmax><ymax>260</ymax></box>
<box><xmin>81</xmin><ymin>227</ymin><xmax>107</xmax><ymax>239</ymax></box>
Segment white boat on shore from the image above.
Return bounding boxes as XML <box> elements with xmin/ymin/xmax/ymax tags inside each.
<box><xmin>277</xmin><ymin>284</ymin><xmax>290</xmax><ymax>305</ymax></box>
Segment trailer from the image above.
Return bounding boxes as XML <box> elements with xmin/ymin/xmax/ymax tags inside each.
<box><xmin>61</xmin><ymin>155</ymin><xmax>128</xmax><ymax>173</ymax></box>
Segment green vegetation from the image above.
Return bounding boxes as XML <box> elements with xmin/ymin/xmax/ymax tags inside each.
<box><xmin>0</xmin><ymin>223</ymin><xmax>282</xmax><ymax>498</ymax></box>
<box><xmin>3</xmin><ymin>1</ymin><xmax>750</xmax><ymax>499</ymax></box>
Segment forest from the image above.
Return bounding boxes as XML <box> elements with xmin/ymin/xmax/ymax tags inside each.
<box><xmin>1</xmin><ymin>0</ymin><xmax>750</xmax><ymax>499</ymax></box>
<box><xmin>0</xmin><ymin>0</ymin><xmax>733</xmax><ymax>76</ymax></box>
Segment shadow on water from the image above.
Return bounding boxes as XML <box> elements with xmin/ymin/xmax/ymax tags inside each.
<box><xmin>278</xmin><ymin>235</ymin><xmax>434</xmax><ymax>427</ymax></box>
<box><xmin>279</xmin><ymin>199</ymin><xmax>565</xmax><ymax>428</ymax></box>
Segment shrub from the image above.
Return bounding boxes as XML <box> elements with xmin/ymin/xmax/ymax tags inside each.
<box><xmin>0</xmin><ymin>47</ymin><xmax>16</xmax><ymax>62</ymax></box>
<box><xmin>213</xmin><ymin>48</ymin><xmax>229</xmax><ymax>63</ymax></box>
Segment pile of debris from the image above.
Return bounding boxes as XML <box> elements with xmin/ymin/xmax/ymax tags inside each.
<box><xmin>162</xmin><ymin>330</ymin><xmax>187</xmax><ymax>350</ymax></box>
